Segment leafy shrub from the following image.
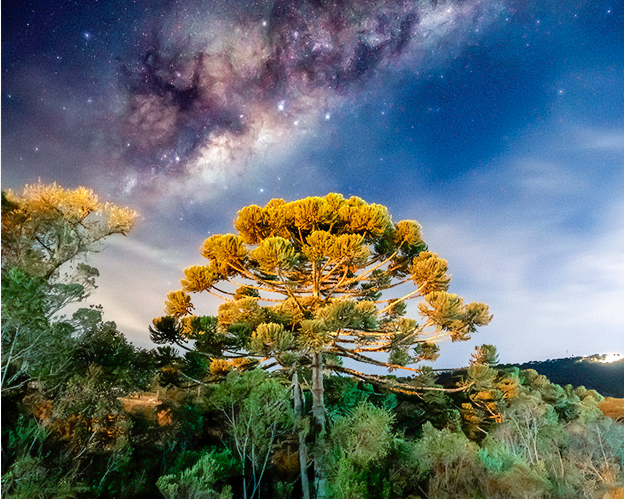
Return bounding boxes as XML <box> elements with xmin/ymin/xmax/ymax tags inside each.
<box><xmin>156</xmin><ymin>448</ymin><xmax>237</xmax><ymax>499</ymax></box>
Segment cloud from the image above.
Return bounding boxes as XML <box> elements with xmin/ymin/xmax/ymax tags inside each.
<box><xmin>576</xmin><ymin>128</ymin><xmax>624</xmax><ymax>152</ymax></box>
<box><xmin>417</xmin><ymin>196</ymin><xmax>624</xmax><ymax>366</ymax></box>
<box><xmin>79</xmin><ymin>234</ymin><xmax>197</xmax><ymax>347</ymax></box>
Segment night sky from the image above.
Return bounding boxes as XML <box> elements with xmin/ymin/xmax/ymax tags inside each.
<box><xmin>3</xmin><ymin>0</ymin><xmax>623</xmax><ymax>368</ymax></box>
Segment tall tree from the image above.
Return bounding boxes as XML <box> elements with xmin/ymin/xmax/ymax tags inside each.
<box><xmin>153</xmin><ymin>193</ymin><xmax>491</xmax><ymax>498</ymax></box>
<box><xmin>2</xmin><ymin>183</ymin><xmax>136</xmax><ymax>280</ymax></box>
<box><xmin>1</xmin><ymin>183</ymin><xmax>137</xmax><ymax>393</ymax></box>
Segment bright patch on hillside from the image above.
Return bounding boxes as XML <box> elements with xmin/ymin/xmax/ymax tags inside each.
<box><xmin>601</xmin><ymin>353</ymin><xmax>623</xmax><ymax>364</ymax></box>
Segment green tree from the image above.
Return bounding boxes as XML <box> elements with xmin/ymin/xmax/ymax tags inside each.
<box><xmin>327</xmin><ymin>401</ymin><xmax>396</xmax><ymax>499</ymax></box>
<box><xmin>1</xmin><ymin>184</ymin><xmax>136</xmax><ymax>279</ymax></box>
<box><xmin>153</xmin><ymin>194</ymin><xmax>491</xmax><ymax>498</ymax></box>
<box><xmin>1</xmin><ymin>183</ymin><xmax>146</xmax><ymax>498</ymax></box>
<box><xmin>413</xmin><ymin>422</ymin><xmax>481</xmax><ymax>499</ymax></box>
<box><xmin>210</xmin><ymin>369</ymin><xmax>294</xmax><ymax>499</ymax></box>
<box><xmin>460</xmin><ymin>353</ymin><xmax>506</xmax><ymax>440</ymax></box>
<box><xmin>157</xmin><ymin>448</ymin><xmax>237</xmax><ymax>499</ymax></box>
<box><xmin>1</xmin><ymin>184</ymin><xmax>137</xmax><ymax>393</ymax></box>
<box><xmin>563</xmin><ymin>411</ymin><xmax>624</xmax><ymax>497</ymax></box>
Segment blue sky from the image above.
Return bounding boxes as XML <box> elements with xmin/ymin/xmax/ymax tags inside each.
<box><xmin>3</xmin><ymin>0</ymin><xmax>623</xmax><ymax>368</ymax></box>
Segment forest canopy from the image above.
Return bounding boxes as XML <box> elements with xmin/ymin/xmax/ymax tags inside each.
<box><xmin>2</xmin><ymin>186</ymin><xmax>623</xmax><ymax>499</ymax></box>
<box><xmin>151</xmin><ymin>193</ymin><xmax>492</xmax><ymax>497</ymax></box>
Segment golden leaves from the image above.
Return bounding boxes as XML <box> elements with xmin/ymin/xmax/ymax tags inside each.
<box><xmin>249</xmin><ymin>236</ymin><xmax>297</xmax><ymax>272</ymax></box>
<box><xmin>19</xmin><ymin>183</ymin><xmax>98</xmax><ymax>220</ymax></box>
<box><xmin>164</xmin><ymin>290</ymin><xmax>194</xmax><ymax>318</ymax></box>
<box><xmin>410</xmin><ymin>251</ymin><xmax>451</xmax><ymax>295</ymax></box>
<box><xmin>3</xmin><ymin>182</ymin><xmax>137</xmax><ymax>277</ymax></box>
<box><xmin>200</xmin><ymin>234</ymin><xmax>247</xmax><ymax>275</ymax></box>
<box><xmin>418</xmin><ymin>291</ymin><xmax>492</xmax><ymax>342</ymax></box>
<box><xmin>164</xmin><ymin>193</ymin><xmax>492</xmax><ymax>373</ymax></box>
<box><xmin>298</xmin><ymin>319</ymin><xmax>329</xmax><ymax>352</ymax></box>
<box><xmin>217</xmin><ymin>297</ymin><xmax>262</xmax><ymax>326</ymax></box>
<box><xmin>10</xmin><ymin>183</ymin><xmax>137</xmax><ymax>229</ymax></box>
<box><xmin>338</xmin><ymin>201</ymin><xmax>391</xmax><ymax>240</ymax></box>
<box><xmin>302</xmin><ymin>230</ymin><xmax>334</xmax><ymax>262</ymax></box>
<box><xmin>393</xmin><ymin>220</ymin><xmax>423</xmax><ymax>248</ymax></box>
<box><xmin>104</xmin><ymin>203</ymin><xmax>137</xmax><ymax>234</ymax></box>
<box><xmin>292</xmin><ymin>196</ymin><xmax>339</xmax><ymax>232</ymax></box>
<box><xmin>302</xmin><ymin>231</ymin><xmax>369</xmax><ymax>266</ymax></box>
<box><xmin>250</xmin><ymin>322</ymin><xmax>294</xmax><ymax>354</ymax></box>
<box><xmin>209</xmin><ymin>358</ymin><xmax>255</xmax><ymax>376</ymax></box>
<box><xmin>235</xmin><ymin>204</ymin><xmax>267</xmax><ymax>245</ymax></box>
<box><xmin>332</xmin><ymin>233</ymin><xmax>369</xmax><ymax>266</ymax></box>
<box><xmin>232</xmin><ymin>193</ymin><xmax>392</xmax><ymax>248</ymax></box>
<box><xmin>464</xmin><ymin>302</ymin><xmax>493</xmax><ymax>328</ymax></box>
<box><xmin>180</xmin><ymin>265</ymin><xmax>218</xmax><ymax>292</ymax></box>
<box><xmin>234</xmin><ymin>199</ymin><xmax>291</xmax><ymax>244</ymax></box>
<box><xmin>418</xmin><ymin>291</ymin><xmax>465</xmax><ymax>332</ymax></box>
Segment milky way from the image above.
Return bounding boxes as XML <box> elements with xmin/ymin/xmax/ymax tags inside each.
<box><xmin>5</xmin><ymin>0</ymin><xmax>623</xmax><ymax>365</ymax></box>
<box><xmin>113</xmin><ymin>0</ymin><xmax>508</xmax><ymax>190</ymax></box>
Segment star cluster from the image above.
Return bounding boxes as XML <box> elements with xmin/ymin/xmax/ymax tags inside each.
<box><xmin>112</xmin><ymin>0</ymin><xmax>507</xmax><ymax>189</ymax></box>
<box><xmin>3</xmin><ymin>0</ymin><xmax>623</xmax><ymax>366</ymax></box>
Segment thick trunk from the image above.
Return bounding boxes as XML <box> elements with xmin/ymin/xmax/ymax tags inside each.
<box><xmin>293</xmin><ymin>372</ymin><xmax>311</xmax><ymax>499</ymax></box>
<box><xmin>311</xmin><ymin>351</ymin><xmax>328</xmax><ymax>499</ymax></box>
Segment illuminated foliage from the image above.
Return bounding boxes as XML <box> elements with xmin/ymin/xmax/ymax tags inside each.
<box><xmin>156</xmin><ymin>193</ymin><xmax>491</xmax><ymax>499</ymax></box>
<box><xmin>1</xmin><ymin>184</ymin><xmax>138</xmax><ymax>394</ymax></box>
<box><xmin>2</xmin><ymin>183</ymin><xmax>136</xmax><ymax>280</ymax></box>
<box><xmin>158</xmin><ymin>194</ymin><xmax>491</xmax><ymax>389</ymax></box>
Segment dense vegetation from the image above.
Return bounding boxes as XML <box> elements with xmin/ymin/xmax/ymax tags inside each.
<box><xmin>2</xmin><ymin>185</ymin><xmax>623</xmax><ymax>499</ymax></box>
<box><xmin>500</xmin><ymin>357</ymin><xmax>624</xmax><ymax>399</ymax></box>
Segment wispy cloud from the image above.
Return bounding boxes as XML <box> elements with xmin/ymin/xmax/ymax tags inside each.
<box><xmin>576</xmin><ymin>128</ymin><xmax>624</xmax><ymax>152</ymax></box>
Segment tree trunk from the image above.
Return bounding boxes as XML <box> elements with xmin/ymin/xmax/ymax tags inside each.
<box><xmin>293</xmin><ymin>372</ymin><xmax>311</xmax><ymax>499</ymax></box>
<box><xmin>311</xmin><ymin>351</ymin><xmax>328</xmax><ymax>499</ymax></box>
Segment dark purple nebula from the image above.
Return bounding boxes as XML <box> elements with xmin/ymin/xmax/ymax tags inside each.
<box><xmin>114</xmin><ymin>0</ymin><xmax>505</xmax><ymax>184</ymax></box>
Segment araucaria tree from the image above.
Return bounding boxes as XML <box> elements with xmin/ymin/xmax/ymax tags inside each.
<box><xmin>154</xmin><ymin>193</ymin><xmax>492</xmax><ymax>498</ymax></box>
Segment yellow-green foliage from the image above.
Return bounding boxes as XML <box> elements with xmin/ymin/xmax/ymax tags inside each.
<box><xmin>165</xmin><ymin>290</ymin><xmax>194</xmax><ymax>318</ymax></box>
<box><xmin>298</xmin><ymin>319</ymin><xmax>330</xmax><ymax>351</ymax></box>
<box><xmin>303</xmin><ymin>230</ymin><xmax>336</xmax><ymax>261</ymax></box>
<box><xmin>159</xmin><ymin>193</ymin><xmax>491</xmax><ymax>396</ymax></box>
<box><xmin>419</xmin><ymin>292</ymin><xmax>491</xmax><ymax>341</ymax></box>
<box><xmin>250</xmin><ymin>323</ymin><xmax>294</xmax><ymax>355</ymax></box>
<box><xmin>331</xmin><ymin>402</ymin><xmax>395</xmax><ymax>468</ymax></box>
<box><xmin>338</xmin><ymin>201</ymin><xmax>391</xmax><ymax>240</ymax></box>
<box><xmin>315</xmin><ymin>300</ymin><xmax>378</xmax><ymax>332</ymax></box>
<box><xmin>410</xmin><ymin>252</ymin><xmax>450</xmax><ymax>294</ymax></box>
<box><xmin>2</xmin><ymin>182</ymin><xmax>136</xmax><ymax>278</ymax></box>
<box><xmin>181</xmin><ymin>265</ymin><xmax>218</xmax><ymax>293</ymax></box>
<box><xmin>250</xmin><ymin>237</ymin><xmax>297</xmax><ymax>273</ymax></box>
<box><xmin>393</xmin><ymin>220</ymin><xmax>423</xmax><ymax>248</ymax></box>
<box><xmin>332</xmin><ymin>234</ymin><xmax>369</xmax><ymax>266</ymax></box>
<box><xmin>235</xmin><ymin>204</ymin><xmax>268</xmax><ymax>244</ymax></box>
<box><xmin>293</xmin><ymin>196</ymin><xmax>339</xmax><ymax>232</ymax></box>
<box><xmin>218</xmin><ymin>297</ymin><xmax>263</xmax><ymax>327</ymax></box>
<box><xmin>200</xmin><ymin>234</ymin><xmax>247</xmax><ymax>275</ymax></box>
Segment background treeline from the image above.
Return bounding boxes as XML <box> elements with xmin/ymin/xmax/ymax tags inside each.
<box><xmin>498</xmin><ymin>357</ymin><xmax>624</xmax><ymax>398</ymax></box>
<box><xmin>3</xmin><ymin>343</ymin><xmax>624</xmax><ymax>499</ymax></box>
<box><xmin>2</xmin><ymin>185</ymin><xmax>623</xmax><ymax>499</ymax></box>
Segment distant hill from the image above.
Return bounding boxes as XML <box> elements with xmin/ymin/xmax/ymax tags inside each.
<box><xmin>498</xmin><ymin>355</ymin><xmax>624</xmax><ymax>398</ymax></box>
